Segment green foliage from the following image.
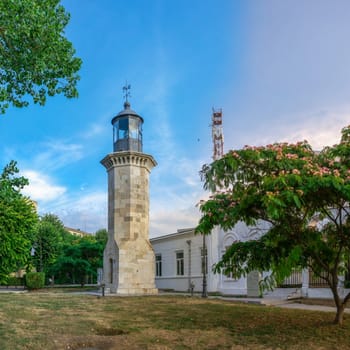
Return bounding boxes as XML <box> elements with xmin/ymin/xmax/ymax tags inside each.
<box><xmin>95</xmin><ymin>228</ymin><xmax>108</xmax><ymax>246</ymax></box>
<box><xmin>0</xmin><ymin>161</ymin><xmax>38</xmax><ymax>283</ymax></box>
<box><xmin>49</xmin><ymin>235</ymin><xmax>104</xmax><ymax>285</ymax></box>
<box><xmin>31</xmin><ymin>213</ymin><xmax>68</xmax><ymax>273</ymax></box>
<box><xmin>0</xmin><ymin>0</ymin><xmax>82</xmax><ymax>113</ymax></box>
<box><xmin>196</xmin><ymin>125</ymin><xmax>350</xmax><ymax>324</ymax></box>
<box><xmin>0</xmin><ymin>156</ymin><xmax>107</xmax><ymax>309</ymax></box>
<box><xmin>25</xmin><ymin>272</ymin><xmax>45</xmax><ymax>289</ymax></box>
<box><xmin>5</xmin><ymin>276</ymin><xmax>24</xmax><ymax>286</ymax></box>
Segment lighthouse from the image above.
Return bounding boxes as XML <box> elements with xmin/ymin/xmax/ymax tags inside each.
<box><xmin>101</xmin><ymin>85</ymin><xmax>158</xmax><ymax>295</ymax></box>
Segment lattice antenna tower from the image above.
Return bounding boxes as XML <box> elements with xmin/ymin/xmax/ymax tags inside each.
<box><xmin>211</xmin><ymin>108</ymin><xmax>224</xmax><ymax>161</ymax></box>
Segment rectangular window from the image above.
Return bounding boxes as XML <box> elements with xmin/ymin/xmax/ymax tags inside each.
<box><xmin>201</xmin><ymin>248</ymin><xmax>208</xmax><ymax>274</ymax></box>
<box><xmin>155</xmin><ymin>254</ymin><xmax>162</xmax><ymax>277</ymax></box>
<box><xmin>176</xmin><ymin>251</ymin><xmax>184</xmax><ymax>276</ymax></box>
<box><xmin>223</xmin><ymin>246</ymin><xmax>234</xmax><ymax>279</ymax></box>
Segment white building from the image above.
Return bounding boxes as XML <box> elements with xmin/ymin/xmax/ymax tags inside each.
<box><xmin>151</xmin><ymin>223</ymin><xmax>343</xmax><ymax>299</ymax></box>
<box><xmin>151</xmin><ymin>223</ymin><xmax>262</xmax><ymax>297</ymax></box>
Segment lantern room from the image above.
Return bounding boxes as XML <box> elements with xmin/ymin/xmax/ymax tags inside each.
<box><xmin>111</xmin><ymin>100</ymin><xmax>143</xmax><ymax>152</ymax></box>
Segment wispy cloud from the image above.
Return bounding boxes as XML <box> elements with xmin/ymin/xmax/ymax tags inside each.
<box><xmin>31</xmin><ymin>140</ymin><xmax>84</xmax><ymax>172</ymax></box>
<box><xmin>142</xmin><ymin>73</ymin><xmax>176</xmax><ymax>160</ymax></box>
<box><xmin>273</xmin><ymin>109</ymin><xmax>349</xmax><ymax>150</ymax></box>
<box><xmin>57</xmin><ymin>191</ymin><xmax>107</xmax><ymax>233</ymax></box>
<box><xmin>15</xmin><ymin>130</ymin><xmax>107</xmax><ymax>232</ymax></box>
<box><xmin>227</xmin><ymin>108</ymin><xmax>350</xmax><ymax>152</ymax></box>
<box><xmin>150</xmin><ymin>155</ymin><xmax>207</xmax><ymax>236</ymax></box>
<box><xmin>23</xmin><ymin>169</ymin><xmax>107</xmax><ymax>233</ymax></box>
<box><xmin>150</xmin><ymin>205</ymin><xmax>201</xmax><ymax>237</ymax></box>
<box><xmin>80</xmin><ymin>122</ymin><xmax>106</xmax><ymax>139</ymax></box>
<box><xmin>21</xmin><ymin>170</ymin><xmax>66</xmax><ymax>202</ymax></box>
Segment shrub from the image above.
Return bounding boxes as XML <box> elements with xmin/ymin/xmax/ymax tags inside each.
<box><xmin>6</xmin><ymin>277</ymin><xmax>24</xmax><ymax>287</ymax></box>
<box><xmin>25</xmin><ymin>272</ymin><xmax>45</xmax><ymax>290</ymax></box>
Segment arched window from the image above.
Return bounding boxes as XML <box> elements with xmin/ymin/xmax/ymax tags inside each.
<box><xmin>222</xmin><ymin>233</ymin><xmax>239</xmax><ymax>280</ymax></box>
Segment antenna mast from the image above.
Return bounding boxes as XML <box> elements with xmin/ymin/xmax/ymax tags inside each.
<box><xmin>211</xmin><ymin>108</ymin><xmax>224</xmax><ymax>160</ymax></box>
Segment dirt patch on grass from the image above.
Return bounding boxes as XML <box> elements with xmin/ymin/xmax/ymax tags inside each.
<box><xmin>56</xmin><ymin>335</ymin><xmax>121</xmax><ymax>350</ymax></box>
<box><xmin>298</xmin><ymin>298</ymin><xmax>349</xmax><ymax>308</ymax></box>
<box><xmin>58</xmin><ymin>328</ymin><xmax>235</xmax><ymax>350</ymax></box>
<box><xmin>94</xmin><ymin>327</ymin><xmax>129</xmax><ymax>336</ymax></box>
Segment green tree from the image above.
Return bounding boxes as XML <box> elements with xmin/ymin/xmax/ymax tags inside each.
<box><xmin>0</xmin><ymin>160</ymin><xmax>38</xmax><ymax>283</ymax></box>
<box><xmin>196</xmin><ymin>125</ymin><xmax>350</xmax><ymax>325</ymax></box>
<box><xmin>31</xmin><ymin>213</ymin><xmax>68</xmax><ymax>273</ymax></box>
<box><xmin>49</xmin><ymin>235</ymin><xmax>104</xmax><ymax>285</ymax></box>
<box><xmin>95</xmin><ymin>228</ymin><xmax>108</xmax><ymax>246</ymax></box>
<box><xmin>0</xmin><ymin>0</ymin><xmax>82</xmax><ymax>114</ymax></box>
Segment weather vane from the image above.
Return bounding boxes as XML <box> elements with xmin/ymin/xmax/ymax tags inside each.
<box><xmin>123</xmin><ymin>82</ymin><xmax>131</xmax><ymax>102</ymax></box>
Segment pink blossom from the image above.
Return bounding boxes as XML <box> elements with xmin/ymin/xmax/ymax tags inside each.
<box><xmin>285</xmin><ymin>153</ymin><xmax>298</xmax><ymax>160</ymax></box>
<box><xmin>333</xmin><ymin>169</ymin><xmax>340</xmax><ymax>177</ymax></box>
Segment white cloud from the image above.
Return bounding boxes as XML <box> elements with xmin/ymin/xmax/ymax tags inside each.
<box><xmin>224</xmin><ymin>107</ymin><xmax>350</xmax><ymax>153</ymax></box>
<box><xmin>277</xmin><ymin>110</ymin><xmax>346</xmax><ymax>150</ymax></box>
<box><xmin>150</xmin><ymin>174</ymin><xmax>207</xmax><ymax>237</ymax></box>
<box><xmin>46</xmin><ymin>190</ymin><xmax>108</xmax><ymax>234</ymax></box>
<box><xmin>21</xmin><ymin>170</ymin><xmax>66</xmax><ymax>202</ymax></box>
<box><xmin>20</xmin><ymin>168</ymin><xmax>107</xmax><ymax>233</ymax></box>
<box><xmin>80</xmin><ymin>120</ymin><xmax>110</xmax><ymax>140</ymax></box>
<box><xmin>73</xmin><ymin>192</ymin><xmax>107</xmax><ymax>210</ymax></box>
<box><xmin>150</xmin><ymin>205</ymin><xmax>201</xmax><ymax>238</ymax></box>
<box><xmin>33</xmin><ymin>140</ymin><xmax>84</xmax><ymax>172</ymax></box>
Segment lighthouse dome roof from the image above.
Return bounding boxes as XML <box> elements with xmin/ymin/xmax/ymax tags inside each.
<box><xmin>111</xmin><ymin>101</ymin><xmax>144</xmax><ymax>125</ymax></box>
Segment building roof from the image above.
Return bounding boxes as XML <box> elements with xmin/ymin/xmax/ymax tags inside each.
<box><xmin>65</xmin><ymin>227</ymin><xmax>91</xmax><ymax>237</ymax></box>
<box><xmin>150</xmin><ymin>228</ymin><xmax>196</xmax><ymax>242</ymax></box>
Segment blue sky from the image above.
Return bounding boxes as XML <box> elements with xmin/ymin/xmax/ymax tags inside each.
<box><xmin>1</xmin><ymin>0</ymin><xmax>350</xmax><ymax>236</ymax></box>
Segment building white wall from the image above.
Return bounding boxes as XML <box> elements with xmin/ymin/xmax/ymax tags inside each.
<box><xmin>151</xmin><ymin>229</ymin><xmax>204</xmax><ymax>292</ymax></box>
<box><xmin>151</xmin><ymin>226</ymin><xmax>250</xmax><ymax>295</ymax></box>
<box><xmin>151</xmin><ymin>222</ymin><xmax>338</xmax><ymax>299</ymax></box>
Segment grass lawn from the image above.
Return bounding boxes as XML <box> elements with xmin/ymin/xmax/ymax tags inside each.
<box><xmin>0</xmin><ymin>292</ymin><xmax>350</xmax><ymax>350</ymax></box>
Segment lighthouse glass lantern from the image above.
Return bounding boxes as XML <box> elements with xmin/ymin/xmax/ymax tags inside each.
<box><xmin>112</xmin><ymin>100</ymin><xmax>143</xmax><ymax>152</ymax></box>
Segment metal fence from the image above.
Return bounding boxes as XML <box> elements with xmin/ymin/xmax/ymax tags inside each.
<box><xmin>278</xmin><ymin>270</ymin><xmax>302</xmax><ymax>287</ymax></box>
<box><xmin>309</xmin><ymin>270</ymin><xmax>329</xmax><ymax>288</ymax></box>
<box><xmin>277</xmin><ymin>268</ymin><xmax>350</xmax><ymax>289</ymax></box>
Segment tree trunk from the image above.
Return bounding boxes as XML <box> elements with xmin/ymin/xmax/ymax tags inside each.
<box><xmin>334</xmin><ymin>304</ymin><xmax>345</xmax><ymax>325</ymax></box>
<box><xmin>329</xmin><ymin>273</ymin><xmax>345</xmax><ymax>325</ymax></box>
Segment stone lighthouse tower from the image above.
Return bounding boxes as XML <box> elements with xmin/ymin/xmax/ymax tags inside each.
<box><xmin>101</xmin><ymin>86</ymin><xmax>158</xmax><ymax>295</ymax></box>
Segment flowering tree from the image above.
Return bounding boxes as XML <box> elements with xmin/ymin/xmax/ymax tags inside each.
<box><xmin>196</xmin><ymin>125</ymin><xmax>350</xmax><ymax>325</ymax></box>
